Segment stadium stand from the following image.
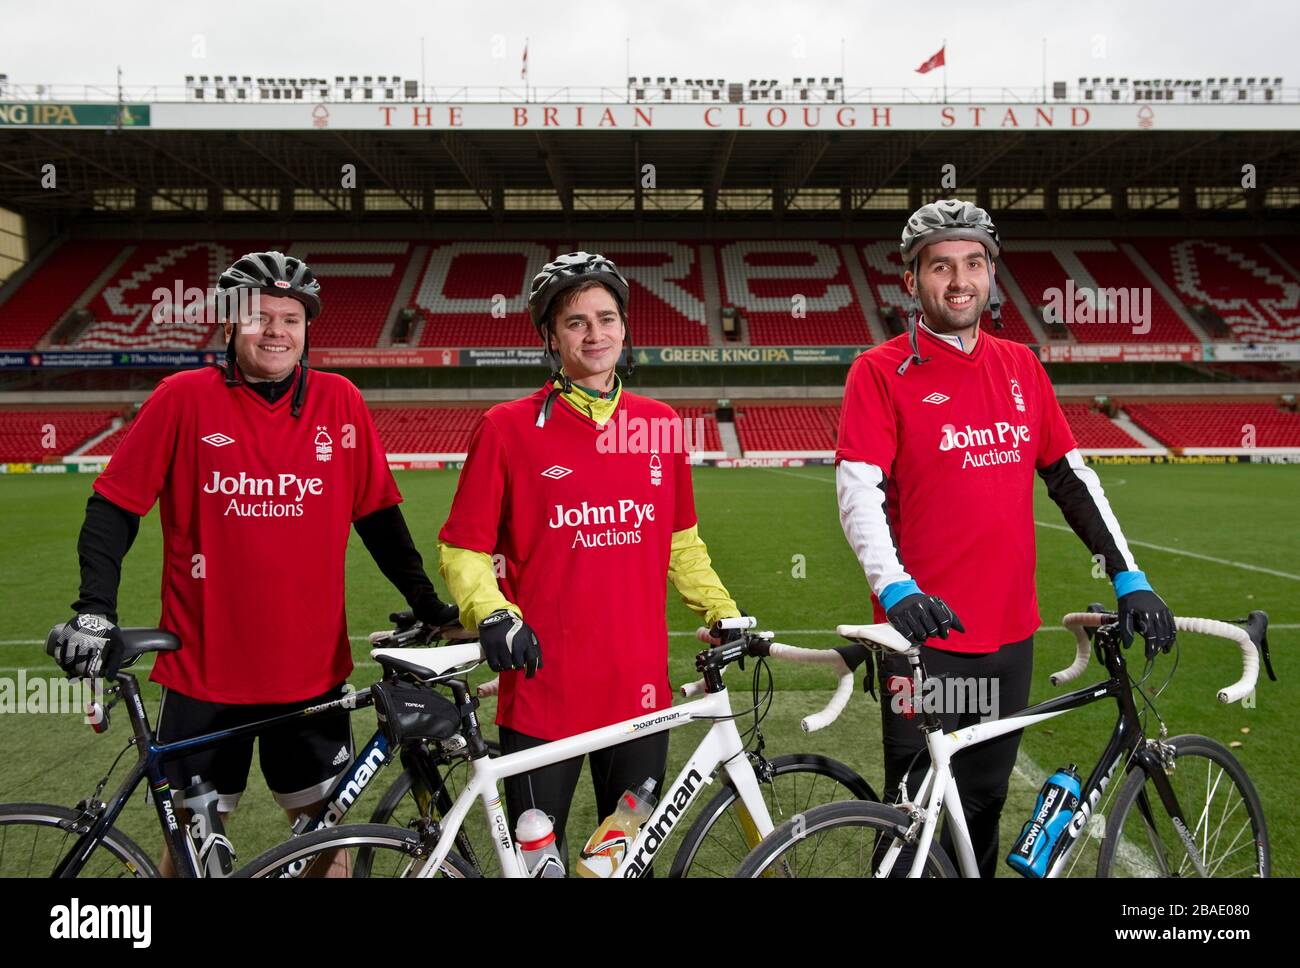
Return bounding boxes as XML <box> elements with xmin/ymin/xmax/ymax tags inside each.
<box><xmin>1124</xmin><ymin>402</ymin><xmax>1300</xmax><ymax>448</ymax></box>
<box><xmin>733</xmin><ymin>404</ymin><xmax>839</xmax><ymax>455</ymax></box>
<box><xmin>0</xmin><ymin>409</ymin><xmax>118</xmax><ymax>462</ymax></box>
<box><xmin>1060</xmin><ymin>403</ymin><xmax>1145</xmax><ymax>449</ymax></box>
<box><xmin>1135</xmin><ymin>239</ymin><xmax>1300</xmax><ymax>343</ymax></box>
<box><xmin>1004</xmin><ymin>242</ymin><xmax>1195</xmax><ymax>343</ymax></box>
<box><xmin>0</xmin><ymin>240</ymin><xmax>121</xmax><ymax>348</ymax></box>
<box><xmin>670</xmin><ymin>404</ymin><xmax>723</xmax><ymax>454</ymax></box>
<box><xmin>371</xmin><ymin>406</ymin><xmax>489</xmax><ymax>455</ymax></box>
<box><xmin>716</xmin><ymin>241</ymin><xmax>872</xmax><ymax>345</ymax></box>
<box><xmin>857</xmin><ymin>240</ymin><xmax>1036</xmax><ymax>343</ymax></box>
<box><xmin>415</xmin><ymin>241</ymin><xmax>552</xmax><ymax>347</ymax></box>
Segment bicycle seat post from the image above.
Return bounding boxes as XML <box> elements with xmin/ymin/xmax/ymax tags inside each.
<box><xmin>446</xmin><ymin>679</ymin><xmax>489</xmax><ymax>759</ymax></box>
<box><xmin>114</xmin><ymin>672</ymin><xmax>155</xmax><ymax>753</ymax></box>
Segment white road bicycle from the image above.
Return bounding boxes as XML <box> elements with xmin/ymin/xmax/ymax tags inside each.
<box><xmin>234</xmin><ymin>617</ymin><xmax>878</xmax><ymax>878</ymax></box>
<box><xmin>736</xmin><ymin>606</ymin><xmax>1275</xmax><ymax>879</ymax></box>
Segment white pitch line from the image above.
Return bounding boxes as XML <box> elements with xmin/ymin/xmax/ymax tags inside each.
<box><xmin>1034</xmin><ymin>520</ymin><xmax>1300</xmax><ymax>582</ymax></box>
<box><xmin>761</xmin><ymin>467</ymin><xmax>1300</xmax><ymax>583</ymax></box>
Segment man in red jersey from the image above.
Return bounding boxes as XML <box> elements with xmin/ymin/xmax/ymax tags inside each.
<box><xmin>836</xmin><ymin>200</ymin><xmax>1175</xmax><ymax>876</ymax></box>
<box><xmin>49</xmin><ymin>251</ymin><xmax>456</xmax><ymax>874</ymax></box>
<box><xmin>439</xmin><ymin>252</ymin><xmax>744</xmax><ymax>866</ymax></box>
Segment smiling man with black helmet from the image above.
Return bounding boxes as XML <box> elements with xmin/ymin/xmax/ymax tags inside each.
<box><xmin>49</xmin><ymin>250</ymin><xmax>456</xmax><ymax>874</ymax></box>
<box><xmin>438</xmin><ymin>251</ymin><xmax>744</xmax><ymax>867</ymax></box>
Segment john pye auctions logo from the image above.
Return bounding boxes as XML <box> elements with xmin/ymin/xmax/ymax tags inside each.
<box><xmin>202</xmin><ymin>471</ymin><xmax>325</xmax><ymax>518</ymax></box>
<box><xmin>938</xmin><ymin>422</ymin><xmax>1031</xmax><ymax>469</ymax></box>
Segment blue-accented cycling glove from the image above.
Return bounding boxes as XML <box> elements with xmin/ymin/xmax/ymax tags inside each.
<box><xmin>1114</xmin><ymin>571</ymin><xmax>1176</xmax><ymax>660</ymax></box>
<box><xmin>880</xmin><ymin>581</ymin><xmax>965</xmax><ymax>645</ymax></box>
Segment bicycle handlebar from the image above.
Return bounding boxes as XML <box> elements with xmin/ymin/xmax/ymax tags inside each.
<box><xmin>1055</xmin><ymin>612</ymin><xmax>1261</xmax><ymax>704</ymax></box>
<box><xmin>680</xmin><ymin>629</ymin><xmax>854</xmax><ymax>733</ymax></box>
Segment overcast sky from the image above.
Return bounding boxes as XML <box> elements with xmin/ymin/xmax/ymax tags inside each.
<box><xmin>2</xmin><ymin>0</ymin><xmax>1295</xmax><ymax>93</ymax></box>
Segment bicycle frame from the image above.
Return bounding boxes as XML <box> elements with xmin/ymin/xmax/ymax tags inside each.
<box><xmin>52</xmin><ymin>671</ymin><xmax>396</xmax><ymax>878</ymax></box>
<box><xmin>884</xmin><ymin>628</ymin><xmax>1196</xmax><ymax>879</ymax></box>
<box><xmin>414</xmin><ymin>686</ymin><xmax>773</xmax><ymax>878</ymax></box>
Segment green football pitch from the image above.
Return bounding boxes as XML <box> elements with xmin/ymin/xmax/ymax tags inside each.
<box><xmin>0</xmin><ymin>463</ymin><xmax>1295</xmax><ymax>876</ymax></box>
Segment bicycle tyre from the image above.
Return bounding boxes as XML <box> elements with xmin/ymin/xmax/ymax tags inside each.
<box><xmin>668</xmin><ymin>753</ymin><xmax>878</xmax><ymax>878</ymax></box>
<box><xmin>0</xmin><ymin>802</ymin><xmax>160</xmax><ymax>878</ymax></box>
<box><xmin>233</xmin><ymin>822</ymin><xmax>478</xmax><ymax>878</ymax></box>
<box><xmin>1097</xmin><ymin>734</ymin><xmax>1269</xmax><ymax>878</ymax></box>
<box><xmin>734</xmin><ymin>799</ymin><xmax>957</xmax><ymax>878</ymax></box>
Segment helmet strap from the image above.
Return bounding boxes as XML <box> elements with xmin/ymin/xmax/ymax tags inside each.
<box><xmin>896</xmin><ymin>267</ymin><xmax>930</xmax><ymax>376</ymax></box>
<box><xmin>987</xmin><ymin>262</ymin><xmax>1003</xmax><ymax>330</ymax></box>
<box><xmin>222</xmin><ymin>329</ymin><xmax>240</xmax><ymax>387</ymax></box>
<box><xmin>536</xmin><ymin>369</ymin><xmax>571</xmax><ymax>428</ymax></box>
<box><xmin>291</xmin><ymin>325</ymin><xmax>310</xmax><ymax>418</ymax></box>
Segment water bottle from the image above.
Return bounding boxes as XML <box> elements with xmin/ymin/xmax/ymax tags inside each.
<box><xmin>516</xmin><ymin>808</ymin><xmax>565</xmax><ymax>878</ymax></box>
<box><xmin>1006</xmin><ymin>765</ymin><xmax>1081</xmax><ymax>878</ymax></box>
<box><xmin>576</xmin><ymin>778</ymin><xmax>658</xmax><ymax>878</ymax></box>
<box><xmin>182</xmin><ymin>776</ymin><xmax>235</xmax><ymax>876</ymax></box>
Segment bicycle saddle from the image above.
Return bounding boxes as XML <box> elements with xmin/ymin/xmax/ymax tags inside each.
<box><xmin>835</xmin><ymin>623</ymin><xmax>914</xmax><ymax>654</ymax></box>
<box><xmin>371</xmin><ymin>644</ymin><xmax>483</xmax><ymax>681</ymax></box>
<box><xmin>117</xmin><ymin>628</ymin><xmax>182</xmax><ymax>666</ymax></box>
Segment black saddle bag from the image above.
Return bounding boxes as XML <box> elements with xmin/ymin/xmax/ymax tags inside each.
<box><xmin>371</xmin><ymin>680</ymin><xmax>461</xmax><ymax>746</ymax></box>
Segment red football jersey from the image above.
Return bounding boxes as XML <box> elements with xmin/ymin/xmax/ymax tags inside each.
<box><xmin>836</xmin><ymin>328</ymin><xmax>1076</xmax><ymax>652</ymax></box>
<box><xmin>94</xmin><ymin>366</ymin><xmax>401</xmax><ymax>702</ymax></box>
<box><xmin>439</xmin><ymin>386</ymin><xmax>698</xmax><ymax>740</ymax></box>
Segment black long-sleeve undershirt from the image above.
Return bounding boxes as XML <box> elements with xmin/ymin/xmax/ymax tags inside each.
<box><xmin>72</xmin><ymin>494</ymin><xmax>141</xmax><ymax>622</ymax></box>
<box><xmin>352</xmin><ymin>504</ymin><xmax>443</xmax><ymax>613</ymax></box>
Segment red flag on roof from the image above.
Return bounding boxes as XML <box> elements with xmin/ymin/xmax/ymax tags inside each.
<box><xmin>915</xmin><ymin>46</ymin><xmax>946</xmax><ymax>74</ymax></box>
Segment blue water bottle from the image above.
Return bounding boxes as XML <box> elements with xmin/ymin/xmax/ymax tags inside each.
<box><xmin>1006</xmin><ymin>765</ymin><xmax>1081</xmax><ymax>878</ymax></box>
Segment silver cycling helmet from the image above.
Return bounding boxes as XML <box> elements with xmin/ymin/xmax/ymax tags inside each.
<box><xmin>896</xmin><ymin>199</ymin><xmax>1003</xmax><ymax>375</ymax></box>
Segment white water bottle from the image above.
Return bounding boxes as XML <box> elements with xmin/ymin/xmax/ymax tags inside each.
<box><xmin>516</xmin><ymin>808</ymin><xmax>565</xmax><ymax>878</ymax></box>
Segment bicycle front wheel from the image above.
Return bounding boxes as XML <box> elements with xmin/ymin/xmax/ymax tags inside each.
<box><xmin>234</xmin><ymin>823</ymin><xmax>478</xmax><ymax>878</ymax></box>
<box><xmin>734</xmin><ymin>800</ymin><xmax>957</xmax><ymax>878</ymax></box>
<box><xmin>669</xmin><ymin>754</ymin><xmax>877</xmax><ymax>878</ymax></box>
<box><xmin>1098</xmin><ymin>734</ymin><xmax>1269</xmax><ymax>878</ymax></box>
<box><xmin>365</xmin><ymin>740</ymin><xmax>500</xmax><ymax>877</ymax></box>
<box><xmin>0</xmin><ymin>802</ymin><xmax>160</xmax><ymax>878</ymax></box>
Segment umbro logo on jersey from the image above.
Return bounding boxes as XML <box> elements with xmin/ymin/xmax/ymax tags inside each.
<box><xmin>921</xmin><ymin>393</ymin><xmax>949</xmax><ymax>405</ymax></box>
<box><xmin>331</xmin><ymin>746</ymin><xmax>349</xmax><ymax>767</ymax></box>
<box><xmin>540</xmin><ymin>465</ymin><xmax>573</xmax><ymax>480</ymax></box>
<box><xmin>201</xmin><ymin>432</ymin><xmax>236</xmax><ymax>447</ymax></box>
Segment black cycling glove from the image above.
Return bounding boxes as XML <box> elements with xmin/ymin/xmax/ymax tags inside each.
<box><xmin>1117</xmin><ymin>588</ymin><xmax>1176</xmax><ymax>660</ymax></box>
<box><xmin>478</xmin><ymin>609</ymin><xmax>542</xmax><ymax>678</ymax></box>
<box><xmin>886</xmin><ymin>593</ymin><xmax>965</xmax><ymax>646</ymax></box>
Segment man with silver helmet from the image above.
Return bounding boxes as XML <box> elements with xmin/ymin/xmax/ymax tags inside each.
<box><xmin>438</xmin><ymin>251</ymin><xmax>744</xmax><ymax>866</ymax></box>
<box><xmin>835</xmin><ymin>200</ymin><xmax>1175</xmax><ymax>876</ymax></box>
<box><xmin>49</xmin><ymin>250</ymin><xmax>457</xmax><ymax>874</ymax></box>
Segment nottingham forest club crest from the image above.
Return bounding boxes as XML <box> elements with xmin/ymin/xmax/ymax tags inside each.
<box><xmin>649</xmin><ymin>452</ymin><xmax>662</xmax><ymax>487</ymax></box>
<box><xmin>314</xmin><ymin>426</ymin><xmax>334</xmax><ymax>463</ymax></box>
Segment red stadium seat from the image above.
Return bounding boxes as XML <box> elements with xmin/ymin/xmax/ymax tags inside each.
<box><xmin>0</xmin><ymin>409</ymin><xmax>118</xmax><ymax>462</ymax></box>
<box><xmin>733</xmin><ymin>404</ymin><xmax>840</xmax><ymax>454</ymax></box>
<box><xmin>716</xmin><ymin>242</ymin><xmax>872</xmax><ymax>345</ymax></box>
<box><xmin>0</xmin><ymin>241</ymin><xmax>123</xmax><ymax>348</ymax></box>
<box><xmin>1125</xmin><ymin>402</ymin><xmax>1300</xmax><ymax>448</ymax></box>
<box><xmin>1136</xmin><ymin>239</ymin><xmax>1300</xmax><ymax>343</ymax></box>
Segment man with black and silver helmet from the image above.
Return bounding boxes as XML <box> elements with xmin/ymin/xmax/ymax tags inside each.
<box><xmin>834</xmin><ymin>200</ymin><xmax>1175</xmax><ymax>876</ymax></box>
<box><xmin>438</xmin><ymin>250</ymin><xmax>746</xmax><ymax>866</ymax></box>
<box><xmin>49</xmin><ymin>249</ymin><xmax>457</xmax><ymax>875</ymax></box>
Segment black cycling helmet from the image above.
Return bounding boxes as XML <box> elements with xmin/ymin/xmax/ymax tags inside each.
<box><xmin>897</xmin><ymin>199</ymin><xmax>1004</xmax><ymax>375</ymax></box>
<box><xmin>526</xmin><ymin>251</ymin><xmax>633</xmax><ymax>427</ymax></box>
<box><xmin>213</xmin><ymin>250</ymin><xmax>322</xmax><ymax>418</ymax></box>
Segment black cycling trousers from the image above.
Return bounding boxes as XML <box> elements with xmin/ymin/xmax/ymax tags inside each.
<box><xmin>499</xmin><ymin>725</ymin><xmax>669</xmax><ymax>873</ymax></box>
<box><xmin>878</xmin><ymin>635</ymin><xmax>1033</xmax><ymax>878</ymax></box>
